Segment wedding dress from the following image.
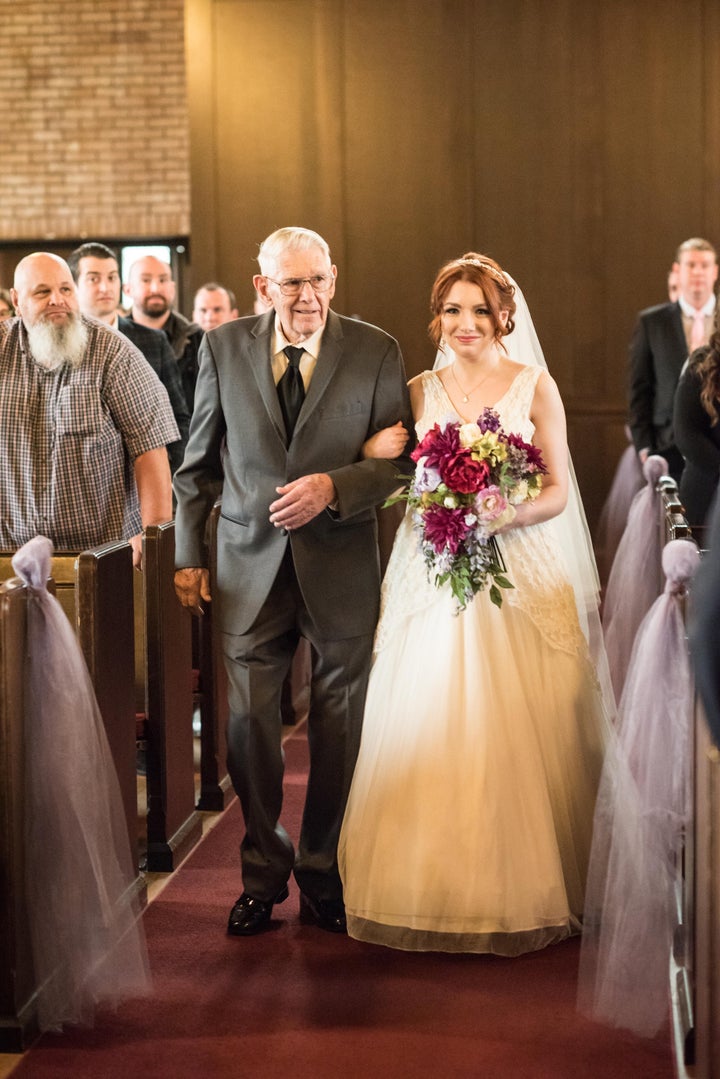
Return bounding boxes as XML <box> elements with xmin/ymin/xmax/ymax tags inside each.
<box><xmin>338</xmin><ymin>366</ymin><xmax>611</xmax><ymax>955</ymax></box>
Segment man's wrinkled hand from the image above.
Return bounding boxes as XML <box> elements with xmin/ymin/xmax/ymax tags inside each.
<box><xmin>174</xmin><ymin>567</ymin><xmax>211</xmax><ymax>616</ymax></box>
<box><xmin>269</xmin><ymin>473</ymin><xmax>336</xmax><ymax>530</ymax></box>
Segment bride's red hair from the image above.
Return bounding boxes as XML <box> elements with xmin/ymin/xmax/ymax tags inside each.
<box><xmin>428</xmin><ymin>252</ymin><xmax>516</xmax><ymax>351</ymax></box>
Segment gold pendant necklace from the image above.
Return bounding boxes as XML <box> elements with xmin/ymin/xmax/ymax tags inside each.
<box><xmin>450</xmin><ymin>363</ymin><xmax>494</xmax><ymax>404</ymax></box>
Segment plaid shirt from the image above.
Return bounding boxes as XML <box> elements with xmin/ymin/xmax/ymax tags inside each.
<box><xmin>0</xmin><ymin>316</ymin><xmax>179</xmax><ymax>550</ymax></box>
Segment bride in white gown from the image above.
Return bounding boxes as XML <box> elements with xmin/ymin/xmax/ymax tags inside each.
<box><xmin>338</xmin><ymin>253</ymin><xmax>613</xmax><ymax>955</ymax></box>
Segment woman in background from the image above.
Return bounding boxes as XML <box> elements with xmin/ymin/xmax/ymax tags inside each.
<box><xmin>674</xmin><ymin>309</ymin><xmax>720</xmax><ymax>529</ymax></box>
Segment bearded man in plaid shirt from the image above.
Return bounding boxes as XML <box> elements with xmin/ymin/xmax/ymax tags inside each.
<box><xmin>1</xmin><ymin>252</ymin><xmax>178</xmax><ymax>565</ymax></box>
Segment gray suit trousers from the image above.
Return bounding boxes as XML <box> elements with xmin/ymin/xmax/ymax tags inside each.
<box><xmin>222</xmin><ymin>548</ymin><xmax>373</xmax><ymax>903</ymax></box>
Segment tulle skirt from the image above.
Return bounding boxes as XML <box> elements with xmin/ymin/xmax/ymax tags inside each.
<box><xmin>339</xmin><ymin>553</ymin><xmax>608</xmax><ymax>956</ymax></box>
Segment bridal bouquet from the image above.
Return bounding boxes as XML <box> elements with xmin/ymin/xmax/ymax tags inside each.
<box><xmin>394</xmin><ymin>408</ymin><xmax>547</xmax><ymax>610</ymax></box>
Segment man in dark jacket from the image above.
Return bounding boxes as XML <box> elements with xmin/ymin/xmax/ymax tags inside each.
<box><xmin>124</xmin><ymin>254</ymin><xmax>203</xmax><ymax>412</ymax></box>
<box><xmin>628</xmin><ymin>237</ymin><xmax>717</xmax><ymax>480</ymax></box>
<box><xmin>69</xmin><ymin>243</ymin><xmax>189</xmax><ymax>474</ymax></box>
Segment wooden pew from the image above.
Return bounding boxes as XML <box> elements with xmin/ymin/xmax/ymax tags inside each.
<box><xmin>140</xmin><ymin>521</ymin><xmax>203</xmax><ymax>870</ymax></box>
<box><xmin>75</xmin><ymin>542</ymin><xmax>139</xmax><ymax>882</ymax></box>
<box><xmin>194</xmin><ymin>503</ymin><xmax>232</xmax><ymax>811</ymax></box>
<box><xmin>658</xmin><ymin>476</ymin><xmax>693</xmax><ymax>545</ymax></box>
<box><xmin>693</xmin><ymin>701</ymin><xmax>720</xmax><ymax>1077</ymax></box>
<box><xmin>0</xmin><ymin>578</ymin><xmax>36</xmax><ymax>1050</ymax></box>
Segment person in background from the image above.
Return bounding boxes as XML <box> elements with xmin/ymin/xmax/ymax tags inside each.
<box><xmin>69</xmin><ymin>243</ymin><xmax>190</xmax><ymax>474</ymax></box>
<box><xmin>0</xmin><ymin>288</ymin><xmax>14</xmax><ymax>320</ymax></box>
<box><xmin>192</xmin><ymin>282</ymin><xmax>239</xmax><ymax>332</ymax></box>
<box><xmin>628</xmin><ymin>237</ymin><xmax>718</xmax><ymax>480</ymax></box>
<box><xmin>1</xmin><ymin>253</ymin><xmax>177</xmax><ymax>566</ymax></box>
<box><xmin>689</xmin><ymin>491</ymin><xmax>720</xmax><ymax>747</ymax></box>
<box><xmin>173</xmin><ymin>226</ymin><xmax>413</xmax><ymax>938</ymax></box>
<box><xmin>124</xmin><ymin>255</ymin><xmax>203</xmax><ymax>413</ymax></box>
<box><xmin>674</xmin><ymin>306</ymin><xmax>720</xmax><ymax>529</ymax></box>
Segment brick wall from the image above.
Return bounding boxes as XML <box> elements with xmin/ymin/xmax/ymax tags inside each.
<box><xmin>0</xmin><ymin>0</ymin><xmax>190</xmax><ymax>241</ymax></box>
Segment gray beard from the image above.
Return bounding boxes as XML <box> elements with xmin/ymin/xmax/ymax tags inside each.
<box><xmin>26</xmin><ymin>314</ymin><xmax>89</xmax><ymax>371</ymax></box>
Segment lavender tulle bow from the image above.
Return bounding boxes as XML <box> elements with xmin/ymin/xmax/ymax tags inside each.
<box><xmin>602</xmin><ymin>454</ymin><xmax>668</xmax><ymax>704</ymax></box>
<box><xmin>578</xmin><ymin>538</ymin><xmax>700</xmax><ymax>1037</ymax></box>
<box><xmin>11</xmin><ymin>536</ymin><xmax>150</xmax><ymax>1032</ymax></box>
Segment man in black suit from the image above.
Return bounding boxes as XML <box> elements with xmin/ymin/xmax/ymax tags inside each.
<box><xmin>173</xmin><ymin>227</ymin><xmax>414</xmax><ymax>937</ymax></box>
<box><xmin>628</xmin><ymin>237</ymin><xmax>717</xmax><ymax>480</ymax></box>
<box><xmin>69</xmin><ymin>243</ymin><xmax>190</xmax><ymax>474</ymax></box>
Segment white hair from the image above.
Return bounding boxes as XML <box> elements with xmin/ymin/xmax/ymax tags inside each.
<box><xmin>257</xmin><ymin>227</ymin><xmax>331</xmax><ymax>276</ymax></box>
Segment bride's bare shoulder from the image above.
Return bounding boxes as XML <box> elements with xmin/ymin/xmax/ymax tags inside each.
<box><xmin>407</xmin><ymin>371</ymin><xmax>431</xmax><ymax>388</ymax></box>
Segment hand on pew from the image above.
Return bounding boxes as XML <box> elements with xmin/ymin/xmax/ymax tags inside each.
<box><xmin>130</xmin><ymin>533</ymin><xmax>143</xmax><ymax>570</ymax></box>
<box><xmin>174</xmin><ymin>566</ymin><xmax>211</xmax><ymax>616</ymax></box>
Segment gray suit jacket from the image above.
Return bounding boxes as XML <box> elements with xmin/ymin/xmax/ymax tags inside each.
<box><xmin>173</xmin><ymin>310</ymin><xmax>414</xmax><ymax>638</ymax></box>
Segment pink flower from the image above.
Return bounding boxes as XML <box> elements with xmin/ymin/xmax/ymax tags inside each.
<box><xmin>422</xmin><ymin>505</ymin><xmax>471</xmax><ymax>554</ymax></box>
<box><xmin>441</xmin><ymin>452</ymin><xmax>490</xmax><ymax>494</ymax></box>
<box><xmin>475</xmin><ymin>485</ymin><xmax>509</xmax><ymax>521</ymax></box>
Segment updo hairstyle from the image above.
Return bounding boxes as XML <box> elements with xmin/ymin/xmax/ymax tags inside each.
<box><xmin>428</xmin><ymin>252</ymin><xmax>516</xmax><ymax>351</ymax></box>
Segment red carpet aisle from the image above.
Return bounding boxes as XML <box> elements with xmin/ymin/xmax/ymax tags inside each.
<box><xmin>12</xmin><ymin>732</ymin><xmax>673</xmax><ymax>1079</ymax></box>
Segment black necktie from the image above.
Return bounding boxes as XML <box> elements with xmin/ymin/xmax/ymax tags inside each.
<box><xmin>278</xmin><ymin>346</ymin><xmax>306</xmax><ymax>439</ymax></box>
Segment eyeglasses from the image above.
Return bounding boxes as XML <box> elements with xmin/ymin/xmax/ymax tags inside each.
<box><xmin>264</xmin><ymin>274</ymin><xmax>334</xmax><ymax>297</ymax></box>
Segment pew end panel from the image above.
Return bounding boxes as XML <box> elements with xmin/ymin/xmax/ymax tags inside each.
<box><xmin>195</xmin><ymin>502</ymin><xmax>232</xmax><ymax>811</ymax></box>
<box><xmin>75</xmin><ymin>541</ymin><xmax>143</xmax><ymax>894</ymax></box>
<box><xmin>142</xmin><ymin>522</ymin><xmax>203</xmax><ymax>871</ymax></box>
<box><xmin>0</xmin><ymin>580</ymin><xmax>38</xmax><ymax>1051</ymax></box>
<box><xmin>693</xmin><ymin>702</ymin><xmax>720</xmax><ymax>1077</ymax></box>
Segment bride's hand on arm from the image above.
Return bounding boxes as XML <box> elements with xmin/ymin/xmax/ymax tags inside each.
<box><xmin>501</xmin><ymin>371</ymin><xmax>569</xmax><ymax>532</ymax></box>
<box><xmin>361</xmin><ymin>421</ymin><xmax>409</xmax><ymax>460</ymax></box>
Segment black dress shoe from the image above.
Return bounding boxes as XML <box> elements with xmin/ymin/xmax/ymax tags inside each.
<box><xmin>227</xmin><ymin>885</ymin><xmax>289</xmax><ymax>936</ymax></box>
<box><xmin>299</xmin><ymin>893</ymin><xmax>347</xmax><ymax>934</ymax></box>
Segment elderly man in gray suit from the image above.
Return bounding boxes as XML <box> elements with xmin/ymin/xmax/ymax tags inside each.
<box><xmin>173</xmin><ymin>227</ymin><xmax>413</xmax><ymax>936</ymax></box>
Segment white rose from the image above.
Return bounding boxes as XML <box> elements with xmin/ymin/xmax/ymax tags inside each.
<box><xmin>486</xmin><ymin>505</ymin><xmax>517</xmax><ymax>534</ymax></box>
<box><xmin>459</xmin><ymin>422</ymin><xmax>483</xmax><ymax>448</ymax></box>
<box><xmin>508</xmin><ymin>479</ymin><xmax>529</xmax><ymax>505</ymax></box>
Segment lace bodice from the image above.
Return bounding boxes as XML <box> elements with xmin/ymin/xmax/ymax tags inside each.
<box><xmin>374</xmin><ymin>368</ymin><xmax>588</xmax><ymax>658</ymax></box>
<box><xmin>416</xmin><ymin>365</ymin><xmax>539</xmax><ymax>443</ymax></box>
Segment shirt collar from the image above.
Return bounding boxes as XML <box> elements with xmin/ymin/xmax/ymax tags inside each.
<box><xmin>272</xmin><ymin>316</ymin><xmax>325</xmax><ymax>360</ymax></box>
<box><xmin>678</xmin><ymin>294</ymin><xmax>717</xmax><ymax>319</ymax></box>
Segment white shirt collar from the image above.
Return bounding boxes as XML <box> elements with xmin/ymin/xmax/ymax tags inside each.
<box><xmin>678</xmin><ymin>294</ymin><xmax>716</xmax><ymax>318</ymax></box>
<box><xmin>272</xmin><ymin>316</ymin><xmax>325</xmax><ymax>360</ymax></box>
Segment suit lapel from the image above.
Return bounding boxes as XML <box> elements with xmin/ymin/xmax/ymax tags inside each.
<box><xmin>668</xmin><ymin>303</ymin><xmax>687</xmax><ymax>361</ymax></box>
<box><xmin>248</xmin><ymin>312</ymin><xmax>287</xmax><ymax>442</ymax></box>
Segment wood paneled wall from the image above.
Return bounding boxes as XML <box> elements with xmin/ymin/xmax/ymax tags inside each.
<box><xmin>185</xmin><ymin>0</ymin><xmax>720</xmax><ymax>529</ymax></box>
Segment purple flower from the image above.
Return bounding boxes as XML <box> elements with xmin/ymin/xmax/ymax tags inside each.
<box><xmin>414</xmin><ymin>460</ymin><xmax>442</xmax><ymax>493</ymax></box>
<box><xmin>478</xmin><ymin>407</ymin><xmax>502</xmax><ymax>434</ymax></box>
<box><xmin>506</xmin><ymin>433</ymin><xmax>547</xmax><ymax>473</ymax></box>
<box><xmin>422</xmin><ymin>505</ymin><xmax>471</xmax><ymax>554</ymax></box>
